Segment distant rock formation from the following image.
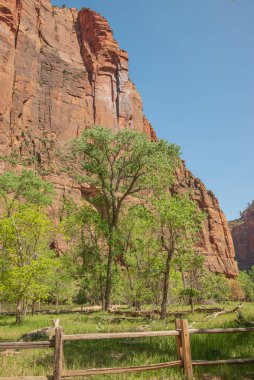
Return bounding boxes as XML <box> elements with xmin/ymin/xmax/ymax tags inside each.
<box><xmin>229</xmin><ymin>203</ymin><xmax>254</xmax><ymax>270</ymax></box>
<box><xmin>0</xmin><ymin>0</ymin><xmax>238</xmax><ymax>277</ymax></box>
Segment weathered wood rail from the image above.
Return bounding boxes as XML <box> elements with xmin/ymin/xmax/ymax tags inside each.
<box><xmin>1</xmin><ymin>320</ymin><xmax>254</xmax><ymax>380</ymax></box>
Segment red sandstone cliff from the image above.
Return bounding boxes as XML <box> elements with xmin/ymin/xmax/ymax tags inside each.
<box><xmin>173</xmin><ymin>164</ymin><xmax>237</xmax><ymax>276</ymax></box>
<box><xmin>0</xmin><ymin>0</ymin><xmax>238</xmax><ymax>276</ymax></box>
<box><xmin>229</xmin><ymin>203</ymin><xmax>254</xmax><ymax>270</ymax></box>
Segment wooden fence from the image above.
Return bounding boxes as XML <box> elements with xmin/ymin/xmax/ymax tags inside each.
<box><xmin>1</xmin><ymin>319</ymin><xmax>254</xmax><ymax>380</ymax></box>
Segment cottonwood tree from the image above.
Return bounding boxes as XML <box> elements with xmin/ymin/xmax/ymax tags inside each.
<box><xmin>0</xmin><ymin>171</ymin><xmax>54</xmax><ymax>322</ymax></box>
<box><xmin>176</xmin><ymin>250</ymin><xmax>205</xmax><ymax>312</ymax></box>
<box><xmin>61</xmin><ymin>199</ymin><xmax>108</xmax><ymax>308</ymax></box>
<box><xmin>176</xmin><ymin>250</ymin><xmax>234</xmax><ymax>306</ymax></box>
<box><xmin>47</xmin><ymin>255</ymin><xmax>77</xmax><ymax>312</ymax></box>
<box><xmin>152</xmin><ymin>194</ymin><xmax>205</xmax><ymax>318</ymax></box>
<box><xmin>117</xmin><ymin>206</ymin><xmax>163</xmax><ymax>310</ymax></box>
<box><xmin>0</xmin><ymin>170</ymin><xmax>53</xmax><ymax>217</ymax></box>
<box><xmin>0</xmin><ymin>205</ymin><xmax>55</xmax><ymax>323</ymax></box>
<box><xmin>71</xmin><ymin>126</ymin><xmax>180</xmax><ymax>309</ymax></box>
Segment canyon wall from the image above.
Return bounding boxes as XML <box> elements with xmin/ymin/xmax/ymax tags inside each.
<box><xmin>0</xmin><ymin>0</ymin><xmax>238</xmax><ymax>276</ymax></box>
<box><xmin>229</xmin><ymin>204</ymin><xmax>254</xmax><ymax>270</ymax></box>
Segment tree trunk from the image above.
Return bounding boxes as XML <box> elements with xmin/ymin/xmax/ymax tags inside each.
<box><xmin>160</xmin><ymin>250</ymin><xmax>172</xmax><ymax>319</ymax></box>
<box><xmin>32</xmin><ymin>299</ymin><xmax>36</xmax><ymax>316</ymax></box>
<box><xmin>133</xmin><ymin>300</ymin><xmax>141</xmax><ymax>311</ymax></box>
<box><xmin>56</xmin><ymin>297</ymin><xmax>59</xmax><ymax>314</ymax></box>
<box><xmin>16</xmin><ymin>300</ymin><xmax>22</xmax><ymax>324</ymax></box>
<box><xmin>190</xmin><ymin>294</ymin><xmax>194</xmax><ymax>313</ymax></box>
<box><xmin>182</xmin><ymin>271</ymin><xmax>187</xmax><ymax>289</ymax></box>
<box><xmin>101</xmin><ymin>294</ymin><xmax>105</xmax><ymax>310</ymax></box>
<box><xmin>104</xmin><ymin>240</ymin><xmax>114</xmax><ymax>311</ymax></box>
<box><xmin>99</xmin><ymin>263</ymin><xmax>105</xmax><ymax>310</ymax></box>
<box><xmin>22</xmin><ymin>300</ymin><xmax>28</xmax><ymax>316</ymax></box>
<box><xmin>189</xmin><ymin>288</ymin><xmax>194</xmax><ymax>313</ymax></box>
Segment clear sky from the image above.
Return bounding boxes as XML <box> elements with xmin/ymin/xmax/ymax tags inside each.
<box><xmin>53</xmin><ymin>0</ymin><xmax>254</xmax><ymax>221</ymax></box>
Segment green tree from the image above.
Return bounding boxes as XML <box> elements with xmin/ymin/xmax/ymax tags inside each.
<box><xmin>152</xmin><ymin>194</ymin><xmax>205</xmax><ymax>318</ymax></box>
<box><xmin>117</xmin><ymin>205</ymin><xmax>163</xmax><ymax>310</ymax></box>
<box><xmin>61</xmin><ymin>200</ymin><xmax>108</xmax><ymax>308</ymax></box>
<box><xmin>248</xmin><ymin>266</ymin><xmax>254</xmax><ymax>282</ymax></box>
<box><xmin>175</xmin><ymin>250</ymin><xmax>205</xmax><ymax>312</ymax></box>
<box><xmin>0</xmin><ymin>170</ymin><xmax>53</xmax><ymax>217</ymax></box>
<box><xmin>0</xmin><ymin>170</ymin><xmax>54</xmax><ymax>322</ymax></box>
<box><xmin>47</xmin><ymin>255</ymin><xmax>78</xmax><ymax>311</ymax></box>
<box><xmin>71</xmin><ymin>126</ymin><xmax>180</xmax><ymax>309</ymax></box>
<box><xmin>0</xmin><ymin>205</ymin><xmax>55</xmax><ymax>323</ymax></box>
<box><xmin>203</xmin><ymin>273</ymin><xmax>231</xmax><ymax>302</ymax></box>
<box><xmin>238</xmin><ymin>270</ymin><xmax>254</xmax><ymax>301</ymax></box>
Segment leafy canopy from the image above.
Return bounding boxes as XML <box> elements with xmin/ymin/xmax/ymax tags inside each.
<box><xmin>152</xmin><ymin>193</ymin><xmax>206</xmax><ymax>253</ymax></box>
<box><xmin>0</xmin><ymin>204</ymin><xmax>55</xmax><ymax>305</ymax></box>
<box><xmin>72</xmin><ymin>126</ymin><xmax>180</xmax><ymax>225</ymax></box>
<box><xmin>117</xmin><ymin>205</ymin><xmax>163</xmax><ymax>306</ymax></box>
<box><xmin>0</xmin><ymin>170</ymin><xmax>53</xmax><ymax>216</ymax></box>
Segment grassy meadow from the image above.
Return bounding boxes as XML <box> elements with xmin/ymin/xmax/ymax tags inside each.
<box><xmin>1</xmin><ymin>303</ymin><xmax>254</xmax><ymax>379</ymax></box>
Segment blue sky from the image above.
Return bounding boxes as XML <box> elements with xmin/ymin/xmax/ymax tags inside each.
<box><xmin>53</xmin><ymin>0</ymin><xmax>254</xmax><ymax>220</ymax></box>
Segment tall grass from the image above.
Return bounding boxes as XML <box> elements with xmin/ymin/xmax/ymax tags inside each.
<box><xmin>0</xmin><ymin>303</ymin><xmax>254</xmax><ymax>379</ymax></box>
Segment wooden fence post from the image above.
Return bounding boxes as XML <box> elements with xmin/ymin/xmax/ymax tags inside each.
<box><xmin>175</xmin><ymin>319</ymin><xmax>183</xmax><ymax>362</ymax></box>
<box><xmin>179</xmin><ymin>319</ymin><xmax>193</xmax><ymax>380</ymax></box>
<box><xmin>53</xmin><ymin>324</ymin><xmax>64</xmax><ymax>380</ymax></box>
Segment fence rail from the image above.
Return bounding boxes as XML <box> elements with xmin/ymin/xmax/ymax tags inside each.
<box><xmin>0</xmin><ymin>319</ymin><xmax>254</xmax><ymax>380</ymax></box>
<box><xmin>63</xmin><ymin>329</ymin><xmax>180</xmax><ymax>341</ymax></box>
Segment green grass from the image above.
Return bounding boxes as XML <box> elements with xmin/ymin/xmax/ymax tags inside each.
<box><xmin>0</xmin><ymin>303</ymin><xmax>254</xmax><ymax>379</ymax></box>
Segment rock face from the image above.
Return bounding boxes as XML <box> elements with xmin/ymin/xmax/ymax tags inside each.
<box><xmin>0</xmin><ymin>1</ymin><xmax>155</xmax><ymax>161</ymax></box>
<box><xmin>229</xmin><ymin>203</ymin><xmax>254</xmax><ymax>270</ymax></box>
<box><xmin>173</xmin><ymin>164</ymin><xmax>238</xmax><ymax>277</ymax></box>
<box><xmin>0</xmin><ymin>0</ymin><xmax>238</xmax><ymax>276</ymax></box>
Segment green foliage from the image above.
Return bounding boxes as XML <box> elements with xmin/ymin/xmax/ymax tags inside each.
<box><xmin>203</xmin><ymin>273</ymin><xmax>231</xmax><ymax>302</ymax></box>
<box><xmin>150</xmin><ymin>193</ymin><xmax>206</xmax><ymax>315</ymax></box>
<box><xmin>117</xmin><ymin>205</ymin><xmax>163</xmax><ymax>308</ymax></box>
<box><xmin>0</xmin><ymin>171</ymin><xmax>55</xmax><ymax>322</ymax></box>
<box><xmin>0</xmin><ymin>204</ymin><xmax>55</xmax><ymax>319</ymax></box>
<box><xmin>180</xmin><ymin>287</ymin><xmax>200</xmax><ymax>301</ymax></box>
<box><xmin>0</xmin><ymin>133</ymin><xmax>243</xmax><ymax>322</ymax></box>
<box><xmin>175</xmin><ymin>250</ymin><xmax>205</xmax><ymax>310</ymax></box>
<box><xmin>0</xmin><ymin>133</ymin><xmax>237</xmax><ymax>317</ymax></box>
<box><xmin>47</xmin><ymin>255</ymin><xmax>78</xmax><ymax>307</ymax></box>
<box><xmin>238</xmin><ymin>269</ymin><xmax>254</xmax><ymax>301</ymax></box>
<box><xmin>61</xmin><ymin>200</ymin><xmax>108</xmax><ymax>307</ymax></box>
<box><xmin>0</xmin><ymin>170</ymin><xmax>53</xmax><ymax>216</ymax></box>
<box><xmin>72</xmin><ymin>126</ymin><xmax>180</xmax><ymax>223</ymax></box>
<box><xmin>71</xmin><ymin>126</ymin><xmax>180</xmax><ymax>309</ymax></box>
<box><xmin>152</xmin><ymin>193</ymin><xmax>206</xmax><ymax>250</ymax></box>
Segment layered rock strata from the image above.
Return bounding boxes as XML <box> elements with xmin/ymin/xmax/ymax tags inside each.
<box><xmin>229</xmin><ymin>204</ymin><xmax>254</xmax><ymax>270</ymax></box>
<box><xmin>0</xmin><ymin>0</ymin><xmax>238</xmax><ymax>276</ymax></box>
<box><xmin>173</xmin><ymin>164</ymin><xmax>237</xmax><ymax>276</ymax></box>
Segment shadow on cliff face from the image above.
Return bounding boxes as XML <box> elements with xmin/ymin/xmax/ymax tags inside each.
<box><xmin>74</xmin><ymin>12</ymin><xmax>95</xmax><ymax>86</ymax></box>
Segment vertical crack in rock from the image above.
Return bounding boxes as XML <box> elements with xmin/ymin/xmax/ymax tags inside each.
<box><xmin>35</xmin><ymin>5</ymin><xmax>42</xmax><ymax>40</ymax></box>
<box><xmin>115</xmin><ymin>61</ymin><xmax>120</xmax><ymax>127</ymax></box>
<box><xmin>15</xmin><ymin>0</ymin><xmax>22</xmax><ymax>48</ymax></box>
